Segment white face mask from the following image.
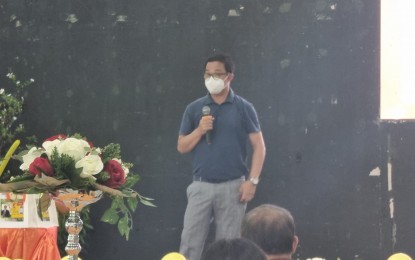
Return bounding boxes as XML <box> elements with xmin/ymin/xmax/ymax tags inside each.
<box><xmin>205</xmin><ymin>77</ymin><xmax>226</xmax><ymax>95</ymax></box>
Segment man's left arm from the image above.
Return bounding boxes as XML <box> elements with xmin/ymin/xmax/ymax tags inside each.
<box><xmin>239</xmin><ymin>131</ymin><xmax>266</xmax><ymax>203</ymax></box>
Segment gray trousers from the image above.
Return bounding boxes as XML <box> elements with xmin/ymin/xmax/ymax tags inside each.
<box><xmin>179</xmin><ymin>178</ymin><xmax>247</xmax><ymax>260</ymax></box>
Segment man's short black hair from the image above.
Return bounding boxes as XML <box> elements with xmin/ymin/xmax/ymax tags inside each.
<box><xmin>205</xmin><ymin>53</ymin><xmax>235</xmax><ymax>73</ymax></box>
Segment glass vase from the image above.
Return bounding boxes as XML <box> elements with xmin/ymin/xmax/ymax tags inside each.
<box><xmin>54</xmin><ymin>188</ymin><xmax>103</xmax><ymax>260</ymax></box>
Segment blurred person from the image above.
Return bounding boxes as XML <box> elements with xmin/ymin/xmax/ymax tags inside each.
<box><xmin>242</xmin><ymin>204</ymin><xmax>298</xmax><ymax>260</ymax></box>
<box><xmin>202</xmin><ymin>237</ymin><xmax>267</xmax><ymax>260</ymax></box>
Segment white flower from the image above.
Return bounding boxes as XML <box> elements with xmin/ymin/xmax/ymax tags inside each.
<box><xmin>0</xmin><ymin>88</ymin><xmax>4</xmax><ymax>94</ymax></box>
<box><xmin>57</xmin><ymin>137</ymin><xmax>90</xmax><ymax>161</ymax></box>
<box><xmin>75</xmin><ymin>154</ymin><xmax>104</xmax><ymax>179</ymax></box>
<box><xmin>30</xmin><ymin>78</ymin><xmax>35</xmax><ymax>82</ymax></box>
<box><xmin>42</xmin><ymin>139</ymin><xmax>63</xmax><ymax>157</ymax></box>
<box><xmin>113</xmin><ymin>158</ymin><xmax>129</xmax><ymax>176</ymax></box>
<box><xmin>6</xmin><ymin>73</ymin><xmax>14</xmax><ymax>78</ymax></box>
<box><xmin>19</xmin><ymin>147</ymin><xmax>43</xmax><ymax>171</ymax></box>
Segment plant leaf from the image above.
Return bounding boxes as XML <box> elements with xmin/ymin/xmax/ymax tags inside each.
<box><xmin>101</xmin><ymin>208</ymin><xmax>119</xmax><ymax>224</ymax></box>
<box><xmin>140</xmin><ymin>199</ymin><xmax>157</xmax><ymax>207</ymax></box>
<box><xmin>126</xmin><ymin>197</ymin><xmax>138</xmax><ymax>212</ymax></box>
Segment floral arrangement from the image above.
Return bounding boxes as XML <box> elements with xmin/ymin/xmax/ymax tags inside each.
<box><xmin>0</xmin><ymin>133</ymin><xmax>155</xmax><ymax>240</ymax></box>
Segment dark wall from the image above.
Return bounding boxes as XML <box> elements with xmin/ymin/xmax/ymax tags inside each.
<box><xmin>1</xmin><ymin>0</ymin><xmax>412</xmax><ymax>259</ymax></box>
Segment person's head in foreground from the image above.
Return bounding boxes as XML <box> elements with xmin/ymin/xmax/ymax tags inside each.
<box><xmin>241</xmin><ymin>204</ymin><xmax>299</xmax><ymax>260</ymax></box>
<box><xmin>202</xmin><ymin>237</ymin><xmax>267</xmax><ymax>260</ymax></box>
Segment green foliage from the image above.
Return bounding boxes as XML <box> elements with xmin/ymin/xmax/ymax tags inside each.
<box><xmin>0</xmin><ymin>71</ymin><xmax>36</xmax><ymax>182</ymax></box>
<box><xmin>101</xmin><ymin>196</ymin><xmax>137</xmax><ymax>240</ymax></box>
<box><xmin>123</xmin><ymin>172</ymin><xmax>140</xmax><ymax>189</ymax></box>
<box><xmin>101</xmin><ymin>143</ymin><xmax>121</xmax><ymax>164</ymax></box>
<box><xmin>0</xmin><ymin>71</ymin><xmax>35</xmax><ymax>157</ymax></box>
<box><xmin>49</xmin><ymin>149</ymin><xmax>91</xmax><ymax>190</ymax></box>
<box><xmin>100</xmin><ymin>174</ymin><xmax>156</xmax><ymax>240</ymax></box>
<box><xmin>99</xmin><ymin>171</ymin><xmax>156</xmax><ymax>240</ymax></box>
<box><xmin>94</xmin><ymin>171</ymin><xmax>110</xmax><ymax>182</ymax></box>
<box><xmin>7</xmin><ymin>172</ymin><xmax>33</xmax><ymax>182</ymax></box>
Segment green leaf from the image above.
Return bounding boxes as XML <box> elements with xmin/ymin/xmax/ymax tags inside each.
<box><xmin>138</xmin><ymin>195</ymin><xmax>155</xmax><ymax>201</ymax></box>
<box><xmin>120</xmin><ymin>188</ymin><xmax>136</xmax><ymax>197</ymax></box>
<box><xmin>95</xmin><ymin>171</ymin><xmax>110</xmax><ymax>182</ymax></box>
<box><xmin>83</xmin><ymin>222</ymin><xmax>94</xmax><ymax>229</ymax></box>
<box><xmin>100</xmin><ymin>208</ymin><xmax>119</xmax><ymax>224</ymax></box>
<box><xmin>110</xmin><ymin>196</ymin><xmax>123</xmax><ymax>209</ymax></box>
<box><xmin>101</xmin><ymin>143</ymin><xmax>121</xmax><ymax>163</ymax></box>
<box><xmin>7</xmin><ymin>172</ymin><xmax>34</xmax><ymax>182</ymax></box>
<box><xmin>140</xmin><ymin>199</ymin><xmax>157</xmax><ymax>207</ymax></box>
<box><xmin>117</xmin><ymin>215</ymin><xmax>129</xmax><ymax>238</ymax></box>
<box><xmin>126</xmin><ymin>197</ymin><xmax>138</xmax><ymax>212</ymax></box>
<box><xmin>123</xmin><ymin>173</ymin><xmax>140</xmax><ymax>188</ymax></box>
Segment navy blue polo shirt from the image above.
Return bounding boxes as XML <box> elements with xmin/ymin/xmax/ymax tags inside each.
<box><xmin>179</xmin><ymin>89</ymin><xmax>261</xmax><ymax>180</ymax></box>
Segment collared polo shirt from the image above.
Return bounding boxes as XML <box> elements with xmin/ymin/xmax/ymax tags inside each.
<box><xmin>179</xmin><ymin>89</ymin><xmax>261</xmax><ymax>180</ymax></box>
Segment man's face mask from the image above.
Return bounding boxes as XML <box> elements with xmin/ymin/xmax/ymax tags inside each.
<box><xmin>205</xmin><ymin>75</ymin><xmax>227</xmax><ymax>95</ymax></box>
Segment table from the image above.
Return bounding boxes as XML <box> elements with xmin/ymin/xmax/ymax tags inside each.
<box><xmin>0</xmin><ymin>227</ymin><xmax>61</xmax><ymax>260</ymax></box>
<box><xmin>0</xmin><ymin>193</ymin><xmax>61</xmax><ymax>260</ymax></box>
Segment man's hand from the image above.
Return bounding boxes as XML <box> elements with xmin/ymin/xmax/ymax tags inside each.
<box><xmin>239</xmin><ymin>181</ymin><xmax>257</xmax><ymax>203</ymax></box>
<box><xmin>198</xmin><ymin>115</ymin><xmax>214</xmax><ymax>135</ymax></box>
<box><xmin>177</xmin><ymin>115</ymin><xmax>215</xmax><ymax>154</ymax></box>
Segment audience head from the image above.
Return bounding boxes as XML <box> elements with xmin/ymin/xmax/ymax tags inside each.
<box><xmin>241</xmin><ymin>204</ymin><xmax>298</xmax><ymax>258</ymax></box>
<box><xmin>202</xmin><ymin>237</ymin><xmax>267</xmax><ymax>260</ymax></box>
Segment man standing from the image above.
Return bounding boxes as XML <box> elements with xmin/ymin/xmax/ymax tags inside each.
<box><xmin>178</xmin><ymin>53</ymin><xmax>266</xmax><ymax>260</ymax></box>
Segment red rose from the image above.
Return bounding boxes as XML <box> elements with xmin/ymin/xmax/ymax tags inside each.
<box><xmin>103</xmin><ymin>160</ymin><xmax>126</xmax><ymax>189</ymax></box>
<box><xmin>29</xmin><ymin>157</ymin><xmax>54</xmax><ymax>176</ymax></box>
<box><xmin>44</xmin><ymin>134</ymin><xmax>67</xmax><ymax>142</ymax></box>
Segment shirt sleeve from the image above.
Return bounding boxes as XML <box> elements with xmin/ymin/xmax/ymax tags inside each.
<box><xmin>243</xmin><ymin>102</ymin><xmax>261</xmax><ymax>133</ymax></box>
<box><xmin>179</xmin><ymin>105</ymin><xmax>194</xmax><ymax>135</ymax></box>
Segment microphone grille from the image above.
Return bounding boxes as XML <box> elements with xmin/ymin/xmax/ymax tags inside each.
<box><xmin>202</xmin><ymin>106</ymin><xmax>211</xmax><ymax>115</ymax></box>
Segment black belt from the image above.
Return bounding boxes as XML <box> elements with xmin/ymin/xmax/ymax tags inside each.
<box><xmin>193</xmin><ymin>176</ymin><xmax>245</xmax><ymax>183</ymax></box>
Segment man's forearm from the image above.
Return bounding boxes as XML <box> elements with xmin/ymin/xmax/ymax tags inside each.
<box><xmin>249</xmin><ymin>145</ymin><xmax>266</xmax><ymax>178</ymax></box>
<box><xmin>248</xmin><ymin>132</ymin><xmax>266</xmax><ymax>179</ymax></box>
<box><xmin>177</xmin><ymin>128</ymin><xmax>204</xmax><ymax>154</ymax></box>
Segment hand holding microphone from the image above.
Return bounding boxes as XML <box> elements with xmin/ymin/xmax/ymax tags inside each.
<box><xmin>200</xmin><ymin>106</ymin><xmax>213</xmax><ymax>144</ymax></box>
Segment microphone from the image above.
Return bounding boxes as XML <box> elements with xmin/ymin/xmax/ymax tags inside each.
<box><xmin>202</xmin><ymin>106</ymin><xmax>212</xmax><ymax>144</ymax></box>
